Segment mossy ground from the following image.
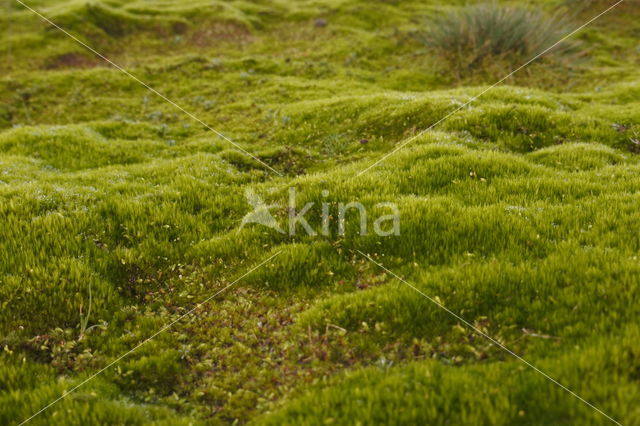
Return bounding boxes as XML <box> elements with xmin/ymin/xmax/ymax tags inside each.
<box><xmin>1</xmin><ymin>0</ymin><xmax>640</xmax><ymax>424</ymax></box>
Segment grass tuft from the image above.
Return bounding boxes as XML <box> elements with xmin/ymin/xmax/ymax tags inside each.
<box><xmin>419</xmin><ymin>3</ymin><xmax>577</xmax><ymax>77</ymax></box>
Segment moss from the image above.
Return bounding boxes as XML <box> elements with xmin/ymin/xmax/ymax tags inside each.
<box><xmin>1</xmin><ymin>0</ymin><xmax>640</xmax><ymax>424</ymax></box>
<box><xmin>260</xmin><ymin>325</ymin><xmax>640</xmax><ymax>425</ymax></box>
<box><xmin>527</xmin><ymin>142</ymin><xmax>627</xmax><ymax>171</ymax></box>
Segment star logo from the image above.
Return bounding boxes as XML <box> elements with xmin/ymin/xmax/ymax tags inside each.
<box><xmin>239</xmin><ymin>188</ymin><xmax>285</xmax><ymax>233</ymax></box>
